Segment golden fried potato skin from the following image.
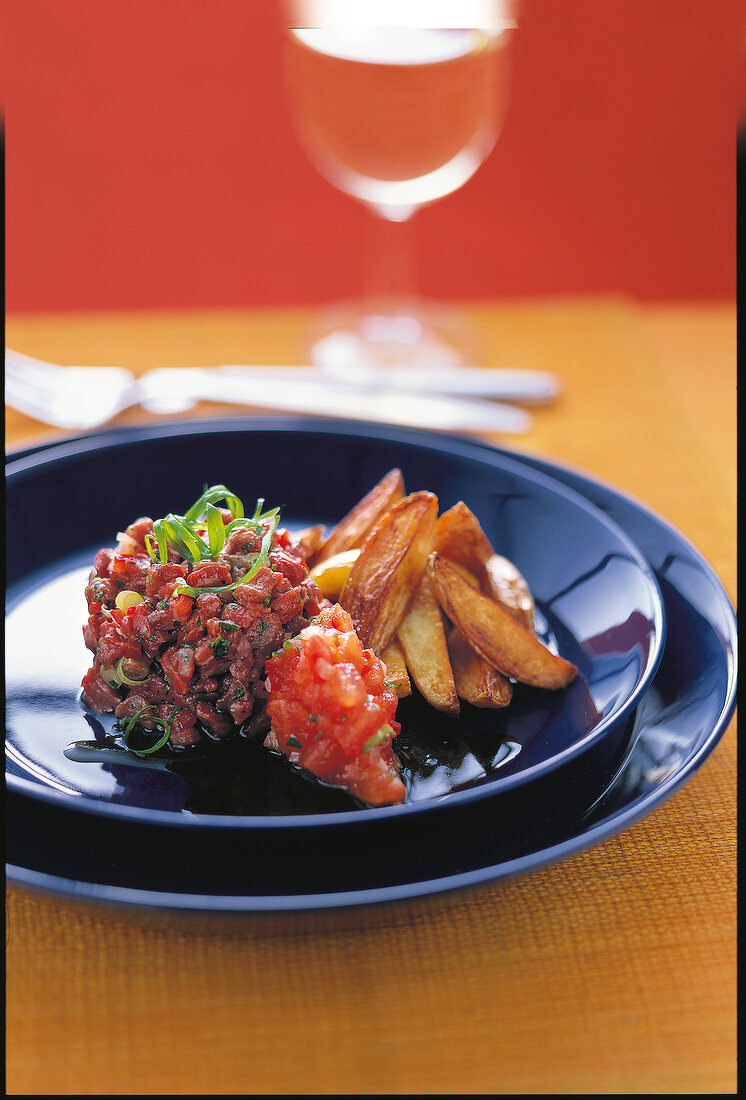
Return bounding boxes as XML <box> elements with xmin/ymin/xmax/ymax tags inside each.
<box><xmin>340</xmin><ymin>490</ymin><xmax>438</xmax><ymax>654</ymax></box>
<box><xmin>435</xmin><ymin>502</ymin><xmax>536</xmax><ymax>630</ymax></box>
<box><xmin>482</xmin><ymin>553</ymin><xmax>536</xmax><ymax>633</ymax></box>
<box><xmin>398</xmin><ymin>575</ymin><xmax>459</xmax><ymax>714</ymax></box>
<box><xmin>428</xmin><ymin>553</ymin><xmax>577</xmax><ymax>690</ymax></box>
<box><xmin>380</xmin><ymin>637</ymin><xmax>412</xmax><ymax>699</ymax></box>
<box><xmin>310</xmin><ymin>468</ymin><xmax>405</xmax><ymax>567</ymax></box>
<box><xmin>433</xmin><ymin>501</ymin><xmax>494</xmax><ymax>573</ymax></box>
<box><xmin>446</xmin><ymin>625</ymin><xmax>513</xmax><ymax>708</ymax></box>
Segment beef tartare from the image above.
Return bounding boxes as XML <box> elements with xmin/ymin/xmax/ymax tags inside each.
<box><xmin>81</xmin><ymin>484</ymin><xmax>405</xmax><ymax>804</ymax></box>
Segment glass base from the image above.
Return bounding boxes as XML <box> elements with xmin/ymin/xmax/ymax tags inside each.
<box><xmin>307</xmin><ymin>297</ymin><xmax>481</xmax><ymax>384</ymax></box>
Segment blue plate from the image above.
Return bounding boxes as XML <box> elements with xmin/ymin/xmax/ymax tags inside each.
<box><xmin>5</xmin><ymin>419</ymin><xmax>735</xmax><ymax>914</ymax></box>
<box><xmin>5</xmin><ymin>419</ymin><xmax>663</xmax><ymax>826</ymax></box>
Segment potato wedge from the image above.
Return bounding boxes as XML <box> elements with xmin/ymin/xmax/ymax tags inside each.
<box><xmin>380</xmin><ymin>637</ymin><xmax>412</xmax><ymax>699</ymax></box>
<box><xmin>435</xmin><ymin>501</ymin><xmax>537</xmax><ymax>630</ymax></box>
<box><xmin>446</xmin><ymin>560</ymin><xmax>481</xmax><ymax>589</ymax></box>
<box><xmin>428</xmin><ymin>554</ymin><xmax>577</xmax><ymax>690</ymax></box>
<box><xmin>340</xmin><ymin>490</ymin><xmax>438</xmax><ymax>653</ymax></box>
<box><xmin>433</xmin><ymin>501</ymin><xmax>494</xmax><ymax>574</ymax></box>
<box><xmin>310</xmin><ymin>468</ymin><xmax>405</xmax><ymax>567</ymax></box>
<box><xmin>447</xmin><ymin>625</ymin><xmax>513</xmax><ymax>708</ymax></box>
<box><xmin>309</xmin><ymin>548</ymin><xmax>360</xmax><ymax>601</ymax></box>
<box><xmin>483</xmin><ymin>553</ymin><xmax>536</xmax><ymax>633</ymax></box>
<box><xmin>398</xmin><ymin>575</ymin><xmax>459</xmax><ymax>714</ymax></box>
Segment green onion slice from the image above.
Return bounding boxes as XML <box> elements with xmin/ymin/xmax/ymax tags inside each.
<box><xmin>141</xmin><ymin>485</ymin><xmax>281</xmax><ymax>594</ymax></box>
<box><xmin>115</xmin><ymin>657</ymin><xmax>150</xmax><ymax>687</ymax></box>
<box><xmin>119</xmin><ymin>705</ymin><xmax>172</xmax><ymax>756</ymax></box>
<box><xmin>202</xmin><ymin>503</ymin><xmax>227</xmax><ymax>557</ymax></box>
<box><xmin>185</xmin><ymin>484</ymin><xmax>244</xmax><ymax>524</ymax></box>
<box><xmin>176</xmin><ymin>511</ymin><xmax>280</xmax><ymax>597</ymax></box>
<box><xmin>167</xmin><ymin>515</ymin><xmax>208</xmax><ymax>562</ymax></box>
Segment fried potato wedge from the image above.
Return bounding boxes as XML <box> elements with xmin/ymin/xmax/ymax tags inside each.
<box><xmin>433</xmin><ymin>501</ymin><xmax>494</xmax><ymax>574</ymax></box>
<box><xmin>447</xmin><ymin>625</ymin><xmax>513</xmax><ymax>708</ymax></box>
<box><xmin>310</xmin><ymin>468</ymin><xmax>405</xmax><ymax>567</ymax></box>
<box><xmin>446</xmin><ymin>560</ymin><xmax>481</xmax><ymax>588</ymax></box>
<box><xmin>435</xmin><ymin>502</ymin><xmax>537</xmax><ymax>630</ymax></box>
<box><xmin>380</xmin><ymin>637</ymin><xmax>412</xmax><ymax>699</ymax></box>
<box><xmin>309</xmin><ymin>548</ymin><xmax>360</xmax><ymax>601</ymax></box>
<box><xmin>398</xmin><ymin>575</ymin><xmax>459</xmax><ymax>714</ymax></box>
<box><xmin>340</xmin><ymin>490</ymin><xmax>438</xmax><ymax>653</ymax></box>
<box><xmin>483</xmin><ymin>553</ymin><xmax>536</xmax><ymax>633</ymax></box>
<box><xmin>428</xmin><ymin>554</ymin><xmax>577</xmax><ymax>690</ymax></box>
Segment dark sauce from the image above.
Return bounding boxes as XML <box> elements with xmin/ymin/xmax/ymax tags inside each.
<box><xmin>67</xmin><ymin>691</ymin><xmax>522</xmax><ymax>815</ymax></box>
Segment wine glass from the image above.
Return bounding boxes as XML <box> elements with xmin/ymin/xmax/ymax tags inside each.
<box><xmin>283</xmin><ymin>3</ymin><xmax>517</xmax><ymax>381</ymax></box>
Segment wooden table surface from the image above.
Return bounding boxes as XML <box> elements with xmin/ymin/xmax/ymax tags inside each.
<box><xmin>5</xmin><ymin>298</ymin><xmax>737</xmax><ymax>1095</ymax></box>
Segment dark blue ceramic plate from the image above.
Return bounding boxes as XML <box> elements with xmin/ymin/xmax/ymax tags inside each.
<box><xmin>4</xmin><ymin>421</ymin><xmax>736</xmax><ymax>912</ymax></box>
<box><xmin>5</xmin><ymin>420</ymin><xmax>664</xmax><ymax>828</ymax></box>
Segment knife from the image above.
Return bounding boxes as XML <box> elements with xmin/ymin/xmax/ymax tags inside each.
<box><xmin>217</xmin><ymin>363</ymin><xmax>560</xmax><ymax>402</ymax></box>
<box><xmin>137</xmin><ymin>368</ymin><xmax>533</xmax><ymax>433</ymax></box>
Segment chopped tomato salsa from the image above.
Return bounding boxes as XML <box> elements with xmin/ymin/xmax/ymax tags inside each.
<box><xmin>265</xmin><ymin>604</ymin><xmax>405</xmax><ymax>806</ymax></box>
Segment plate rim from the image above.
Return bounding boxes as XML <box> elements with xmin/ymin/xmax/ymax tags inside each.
<box><xmin>5</xmin><ymin>417</ymin><xmax>666</xmax><ymax>827</ymax></box>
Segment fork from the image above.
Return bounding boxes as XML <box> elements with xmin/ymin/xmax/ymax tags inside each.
<box><xmin>5</xmin><ymin>351</ymin><xmax>143</xmax><ymax>430</ymax></box>
<box><xmin>5</xmin><ymin>348</ymin><xmax>537</xmax><ymax>434</ymax></box>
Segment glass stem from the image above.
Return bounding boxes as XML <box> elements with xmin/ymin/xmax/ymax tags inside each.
<box><xmin>364</xmin><ymin>209</ymin><xmax>416</xmax><ymax>311</ymax></box>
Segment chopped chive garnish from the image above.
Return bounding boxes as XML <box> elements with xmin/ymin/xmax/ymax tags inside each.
<box><xmin>140</xmin><ymin>485</ymin><xmax>281</xmax><ymax>597</ymax></box>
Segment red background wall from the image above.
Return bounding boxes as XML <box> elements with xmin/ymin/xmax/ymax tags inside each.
<box><xmin>3</xmin><ymin>0</ymin><xmax>744</xmax><ymax>313</ymax></box>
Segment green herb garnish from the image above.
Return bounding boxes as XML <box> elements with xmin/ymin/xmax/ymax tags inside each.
<box><xmin>362</xmin><ymin>723</ymin><xmax>393</xmax><ymax>754</ymax></box>
<box><xmin>117</xmin><ymin>705</ymin><xmax>173</xmax><ymax>756</ymax></box>
<box><xmin>142</xmin><ymin>484</ymin><xmax>281</xmax><ymax>598</ymax></box>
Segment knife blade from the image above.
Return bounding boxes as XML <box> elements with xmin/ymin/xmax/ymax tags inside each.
<box><xmin>137</xmin><ymin>368</ymin><xmax>532</xmax><ymax>433</ymax></box>
<box><xmin>217</xmin><ymin>363</ymin><xmax>559</xmax><ymax>402</ymax></box>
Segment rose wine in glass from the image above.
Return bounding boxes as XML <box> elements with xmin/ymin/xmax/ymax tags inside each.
<box><xmin>284</xmin><ymin>15</ymin><xmax>515</xmax><ymax>378</ymax></box>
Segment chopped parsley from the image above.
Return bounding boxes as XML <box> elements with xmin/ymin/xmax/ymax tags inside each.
<box><xmin>209</xmin><ymin>637</ymin><xmax>230</xmax><ymax>658</ymax></box>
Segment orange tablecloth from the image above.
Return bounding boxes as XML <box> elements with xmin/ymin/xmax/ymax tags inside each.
<box><xmin>5</xmin><ymin>298</ymin><xmax>736</xmax><ymax>1094</ymax></box>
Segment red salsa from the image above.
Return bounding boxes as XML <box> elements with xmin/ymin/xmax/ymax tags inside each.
<box><xmin>265</xmin><ymin>604</ymin><xmax>405</xmax><ymax>806</ymax></box>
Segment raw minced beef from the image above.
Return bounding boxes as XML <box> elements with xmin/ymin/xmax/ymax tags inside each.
<box><xmin>82</xmin><ymin>512</ymin><xmax>327</xmax><ymax>747</ymax></box>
